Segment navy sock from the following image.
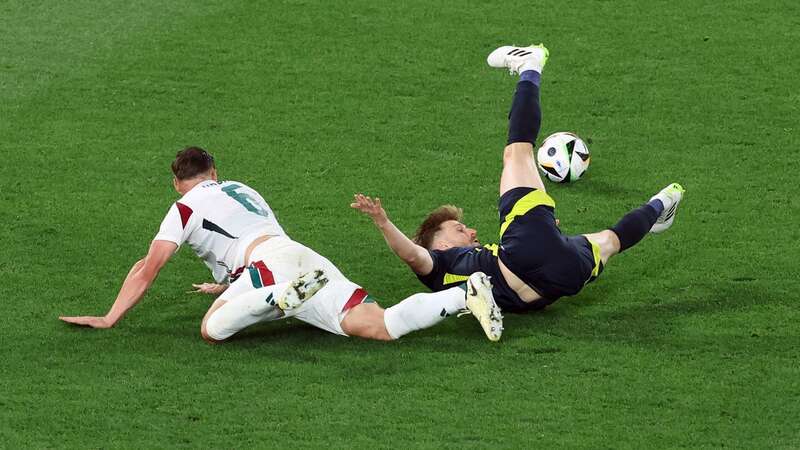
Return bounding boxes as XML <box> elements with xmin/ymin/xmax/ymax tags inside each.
<box><xmin>648</xmin><ymin>198</ymin><xmax>664</xmax><ymax>215</ymax></box>
<box><xmin>610</xmin><ymin>203</ymin><xmax>660</xmax><ymax>252</ymax></box>
<box><xmin>520</xmin><ymin>70</ymin><xmax>541</xmax><ymax>87</ymax></box>
<box><xmin>507</xmin><ymin>80</ymin><xmax>542</xmax><ymax>145</ymax></box>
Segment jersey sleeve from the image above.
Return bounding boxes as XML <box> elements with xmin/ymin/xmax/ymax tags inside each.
<box><xmin>416</xmin><ymin>250</ymin><xmax>447</xmax><ymax>291</ymax></box>
<box><xmin>153</xmin><ymin>203</ymin><xmax>189</xmax><ymax>246</ymax></box>
<box><xmin>250</xmin><ymin>188</ymin><xmax>269</xmax><ymax>211</ymax></box>
<box><xmin>416</xmin><ymin>248</ymin><xmax>477</xmax><ymax>291</ymax></box>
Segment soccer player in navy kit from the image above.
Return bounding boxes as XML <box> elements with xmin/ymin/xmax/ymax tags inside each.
<box><xmin>352</xmin><ymin>43</ymin><xmax>685</xmax><ymax>314</ymax></box>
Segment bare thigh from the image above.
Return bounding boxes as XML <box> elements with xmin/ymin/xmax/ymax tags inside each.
<box><xmin>340</xmin><ymin>303</ymin><xmax>393</xmax><ymax>341</ymax></box>
<box><xmin>500</xmin><ymin>142</ymin><xmax>546</xmax><ymax>196</ymax></box>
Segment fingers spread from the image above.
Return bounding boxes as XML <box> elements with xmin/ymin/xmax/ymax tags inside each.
<box><xmin>60</xmin><ymin>316</ymin><xmax>86</xmax><ymax>325</ymax></box>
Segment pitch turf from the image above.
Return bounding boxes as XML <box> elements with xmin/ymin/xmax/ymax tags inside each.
<box><xmin>2</xmin><ymin>0</ymin><xmax>798</xmax><ymax>448</ymax></box>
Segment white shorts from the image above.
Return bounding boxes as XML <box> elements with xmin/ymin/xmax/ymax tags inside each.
<box><xmin>221</xmin><ymin>237</ymin><xmax>369</xmax><ymax>336</ymax></box>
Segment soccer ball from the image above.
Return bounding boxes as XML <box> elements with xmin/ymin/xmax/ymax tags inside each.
<box><xmin>536</xmin><ymin>132</ymin><xmax>591</xmax><ymax>183</ymax></box>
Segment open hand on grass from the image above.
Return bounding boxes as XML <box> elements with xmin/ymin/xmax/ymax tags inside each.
<box><xmin>59</xmin><ymin>315</ymin><xmax>113</xmax><ymax>329</ymax></box>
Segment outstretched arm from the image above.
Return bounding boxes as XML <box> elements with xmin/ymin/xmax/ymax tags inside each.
<box><xmin>60</xmin><ymin>240</ymin><xmax>177</xmax><ymax>328</ymax></box>
<box><xmin>351</xmin><ymin>194</ymin><xmax>433</xmax><ymax>275</ymax></box>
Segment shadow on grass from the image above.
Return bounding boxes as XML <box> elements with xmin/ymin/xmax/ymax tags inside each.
<box><xmin>507</xmin><ymin>279</ymin><xmax>794</xmax><ymax>352</ymax></box>
<box><xmin>57</xmin><ymin>277</ymin><xmax>792</xmax><ymax>372</ymax></box>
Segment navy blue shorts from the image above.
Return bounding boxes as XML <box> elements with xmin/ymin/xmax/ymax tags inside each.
<box><xmin>497</xmin><ymin>187</ymin><xmax>603</xmax><ymax>306</ymax></box>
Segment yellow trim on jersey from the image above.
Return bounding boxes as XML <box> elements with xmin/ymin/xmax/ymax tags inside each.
<box><xmin>499</xmin><ymin>190</ymin><xmax>556</xmax><ymax>237</ymax></box>
<box><xmin>443</xmin><ymin>273</ymin><xmax>470</xmax><ymax>285</ymax></box>
<box><xmin>483</xmin><ymin>244</ymin><xmax>499</xmax><ymax>256</ymax></box>
<box><xmin>588</xmin><ymin>239</ymin><xmax>602</xmax><ymax>278</ymax></box>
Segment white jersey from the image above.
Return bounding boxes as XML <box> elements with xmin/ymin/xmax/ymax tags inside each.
<box><xmin>154</xmin><ymin>180</ymin><xmax>287</xmax><ymax>283</ymax></box>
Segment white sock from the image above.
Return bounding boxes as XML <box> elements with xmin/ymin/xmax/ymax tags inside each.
<box><xmin>519</xmin><ymin>60</ymin><xmax>544</xmax><ymax>73</ymax></box>
<box><xmin>383</xmin><ymin>287</ymin><xmax>466</xmax><ymax>339</ymax></box>
<box><xmin>204</xmin><ymin>282</ymin><xmax>290</xmax><ymax>341</ymax></box>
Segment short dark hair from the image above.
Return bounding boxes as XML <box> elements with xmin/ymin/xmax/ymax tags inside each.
<box><xmin>412</xmin><ymin>205</ymin><xmax>463</xmax><ymax>250</ymax></box>
<box><xmin>171</xmin><ymin>147</ymin><xmax>215</xmax><ymax>180</ymax></box>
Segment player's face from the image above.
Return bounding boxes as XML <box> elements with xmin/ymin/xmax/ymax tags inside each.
<box><xmin>437</xmin><ymin>220</ymin><xmax>479</xmax><ymax>248</ymax></box>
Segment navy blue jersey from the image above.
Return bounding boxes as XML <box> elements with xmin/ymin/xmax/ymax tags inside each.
<box><xmin>416</xmin><ymin>245</ymin><xmax>533</xmax><ymax>313</ymax></box>
<box><xmin>415</xmin><ymin>187</ymin><xmax>604</xmax><ymax>312</ymax></box>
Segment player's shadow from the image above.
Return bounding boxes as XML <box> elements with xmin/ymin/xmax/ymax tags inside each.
<box><xmin>192</xmin><ymin>315</ymin><xmax>513</xmax><ymax>366</ymax></box>
<box><xmin>224</xmin><ymin>320</ymin><xmax>351</xmax><ymax>346</ymax></box>
<box><xmin>510</xmin><ymin>280</ymin><xmax>779</xmax><ymax>348</ymax></box>
<box><xmin>151</xmin><ymin>302</ymin><xmax>505</xmax><ymax>356</ymax></box>
<box><xmin>222</xmin><ymin>318</ymin><xmax>498</xmax><ymax>350</ymax></box>
<box><xmin>144</xmin><ymin>277</ymin><xmax>778</xmax><ymax>372</ymax></box>
<box><xmin>178</xmin><ymin>318</ymin><xmax>517</xmax><ymax>382</ymax></box>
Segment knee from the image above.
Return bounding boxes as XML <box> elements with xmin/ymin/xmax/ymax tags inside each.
<box><xmin>200</xmin><ymin>300</ymin><xmax>230</xmax><ymax>344</ymax></box>
<box><xmin>200</xmin><ymin>315</ymin><xmax>226</xmax><ymax>344</ymax></box>
<box><xmin>503</xmin><ymin>146</ymin><xmax>515</xmax><ymax>162</ymax></box>
<box><xmin>503</xmin><ymin>144</ymin><xmax>533</xmax><ymax>163</ymax></box>
<box><xmin>366</xmin><ymin>310</ymin><xmax>396</xmax><ymax>341</ymax></box>
<box><xmin>368</xmin><ymin>323</ymin><xmax>394</xmax><ymax>341</ymax></box>
<box><xmin>602</xmin><ymin>229</ymin><xmax>621</xmax><ymax>251</ymax></box>
<box><xmin>596</xmin><ymin>230</ymin><xmax>621</xmax><ymax>261</ymax></box>
<box><xmin>200</xmin><ymin>324</ymin><xmax>223</xmax><ymax>344</ymax></box>
<box><xmin>341</xmin><ymin>305</ymin><xmax>395</xmax><ymax>341</ymax></box>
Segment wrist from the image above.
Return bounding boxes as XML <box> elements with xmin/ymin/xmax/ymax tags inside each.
<box><xmin>103</xmin><ymin>313</ymin><xmax>118</xmax><ymax>327</ymax></box>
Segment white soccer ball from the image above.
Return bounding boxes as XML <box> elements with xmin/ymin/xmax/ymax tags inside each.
<box><xmin>536</xmin><ymin>132</ymin><xmax>591</xmax><ymax>183</ymax></box>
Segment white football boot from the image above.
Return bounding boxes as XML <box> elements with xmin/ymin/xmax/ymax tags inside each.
<box><xmin>460</xmin><ymin>272</ymin><xmax>504</xmax><ymax>342</ymax></box>
<box><xmin>277</xmin><ymin>269</ymin><xmax>329</xmax><ymax>310</ymax></box>
<box><xmin>487</xmin><ymin>44</ymin><xmax>549</xmax><ymax>75</ymax></box>
<box><xmin>649</xmin><ymin>183</ymin><xmax>686</xmax><ymax>233</ymax></box>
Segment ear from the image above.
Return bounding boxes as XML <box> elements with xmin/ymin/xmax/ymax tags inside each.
<box><xmin>210</xmin><ymin>168</ymin><xmax>218</xmax><ymax>181</ymax></box>
<box><xmin>432</xmin><ymin>241</ymin><xmax>451</xmax><ymax>251</ymax></box>
<box><xmin>172</xmin><ymin>177</ymin><xmax>179</xmax><ymax>193</ymax></box>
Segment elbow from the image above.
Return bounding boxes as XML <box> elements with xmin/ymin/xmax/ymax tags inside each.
<box><xmin>403</xmin><ymin>257</ymin><xmax>428</xmax><ymax>275</ymax></box>
<box><xmin>129</xmin><ymin>258</ymin><xmax>147</xmax><ymax>274</ymax></box>
<box><xmin>403</xmin><ymin>248</ymin><xmax>431</xmax><ymax>273</ymax></box>
<box><xmin>402</xmin><ymin>254</ymin><xmax>421</xmax><ymax>268</ymax></box>
<box><xmin>138</xmin><ymin>256</ymin><xmax>167</xmax><ymax>282</ymax></box>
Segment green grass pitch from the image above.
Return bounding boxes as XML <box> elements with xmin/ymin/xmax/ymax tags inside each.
<box><xmin>2</xmin><ymin>0</ymin><xmax>799</xmax><ymax>448</ymax></box>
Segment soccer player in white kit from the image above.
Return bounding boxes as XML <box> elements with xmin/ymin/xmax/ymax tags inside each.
<box><xmin>60</xmin><ymin>147</ymin><xmax>504</xmax><ymax>342</ymax></box>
